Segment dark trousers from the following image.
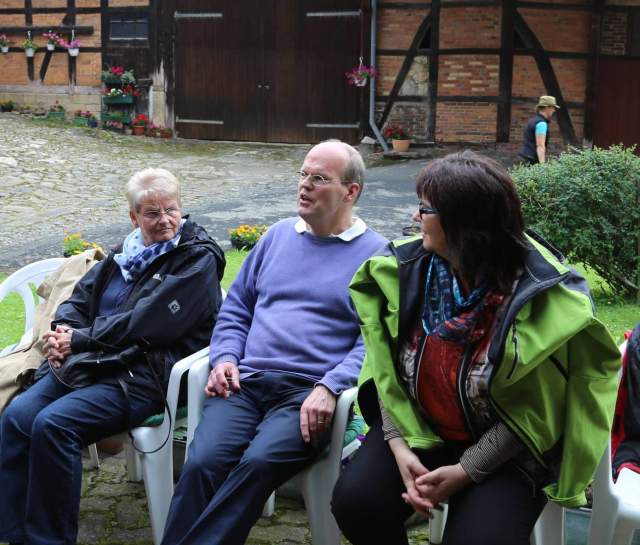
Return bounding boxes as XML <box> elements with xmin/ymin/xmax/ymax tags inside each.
<box><xmin>161</xmin><ymin>372</ymin><xmax>328</xmax><ymax>545</ymax></box>
<box><xmin>332</xmin><ymin>420</ymin><xmax>546</xmax><ymax>545</ymax></box>
<box><xmin>0</xmin><ymin>371</ymin><xmax>163</xmax><ymax>545</ymax></box>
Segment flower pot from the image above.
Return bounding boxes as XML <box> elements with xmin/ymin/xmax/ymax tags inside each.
<box><xmin>124</xmin><ymin>126</ymin><xmax>133</xmax><ymax>135</ymax></box>
<box><xmin>354</xmin><ymin>77</ymin><xmax>368</xmax><ymax>87</ymax></box>
<box><xmin>89</xmin><ymin>118</ymin><xmax>98</xmax><ymax>128</ymax></box>
<box><xmin>46</xmin><ymin>43</ymin><xmax>55</xmax><ymax>51</ymax></box>
<box><xmin>68</xmin><ymin>48</ymin><xmax>79</xmax><ymax>57</ymax></box>
<box><xmin>46</xmin><ymin>111</ymin><xmax>65</xmax><ymax>121</ymax></box>
<box><xmin>132</xmin><ymin>125</ymin><xmax>146</xmax><ymax>136</ymax></box>
<box><xmin>1</xmin><ymin>46</ymin><xmax>8</xmax><ymax>54</ymax></box>
<box><xmin>73</xmin><ymin>116</ymin><xmax>89</xmax><ymax>127</ymax></box>
<box><xmin>25</xmin><ymin>48</ymin><xmax>35</xmax><ymax>58</ymax></box>
<box><xmin>103</xmin><ymin>95</ymin><xmax>134</xmax><ymax>105</ymax></box>
<box><xmin>392</xmin><ymin>139</ymin><xmax>410</xmax><ymax>153</ymax></box>
<box><xmin>160</xmin><ymin>130</ymin><xmax>172</xmax><ymax>139</ymax></box>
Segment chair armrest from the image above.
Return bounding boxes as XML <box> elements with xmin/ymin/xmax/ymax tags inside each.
<box><xmin>326</xmin><ymin>387</ymin><xmax>358</xmax><ymax>463</ymax></box>
<box><xmin>614</xmin><ymin>467</ymin><xmax>640</xmax><ymax>509</ymax></box>
<box><xmin>186</xmin><ymin>350</ymin><xmax>211</xmax><ymax>451</ymax></box>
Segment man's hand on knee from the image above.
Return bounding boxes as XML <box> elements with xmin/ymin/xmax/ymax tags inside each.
<box><xmin>300</xmin><ymin>385</ymin><xmax>337</xmax><ymax>445</ymax></box>
<box><xmin>205</xmin><ymin>361</ymin><xmax>241</xmax><ymax>398</ymax></box>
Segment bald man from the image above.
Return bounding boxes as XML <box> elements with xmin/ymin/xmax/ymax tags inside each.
<box><xmin>162</xmin><ymin>140</ymin><xmax>387</xmax><ymax>545</ymax></box>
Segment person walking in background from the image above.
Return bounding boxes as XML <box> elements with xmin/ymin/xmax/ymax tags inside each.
<box><xmin>519</xmin><ymin>95</ymin><xmax>560</xmax><ymax>165</ymax></box>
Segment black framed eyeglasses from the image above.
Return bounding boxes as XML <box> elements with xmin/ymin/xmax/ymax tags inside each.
<box><xmin>418</xmin><ymin>204</ymin><xmax>438</xmax><ymax>216</ymax></box>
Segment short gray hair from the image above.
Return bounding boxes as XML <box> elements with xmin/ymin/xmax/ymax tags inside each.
<box><xmin>125</xmin><ymin>168</ymin><xmax>181</xmax><ymax>212</ymax></box>
<box><xmin>322</xmin><ymin>139</ymin><xmax>366</xmax><ymax>201</ymax></box>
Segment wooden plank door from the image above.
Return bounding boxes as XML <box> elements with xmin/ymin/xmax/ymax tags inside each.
<box><xmin>174</xmin><ymin>0</ymin><xmax>266</xmax><ymax>141</ymax></box>
<box><xmin>593</xmin><ymin>58</ymin><xmax>640</xmax><ymax>154</ymax></box>
<box><xmin>263</xmin><ymin>0</ymin><xmax>365</xmax><ymax>144</ymax></box>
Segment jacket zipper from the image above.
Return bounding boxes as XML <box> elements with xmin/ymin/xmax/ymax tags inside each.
<box><xmin>506</xmin><ymin>322</ymin><xmax>520</xmax><ymax>379</ymax></box>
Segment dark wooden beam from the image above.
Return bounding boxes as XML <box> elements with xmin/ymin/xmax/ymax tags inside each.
<box><xmin>0</xmin><ymin>7</ymin><xmax>100</xmax><ymax>14</ymax></box>
<box><xmin>516</xmin><ymin>1</ymin><xmax>593</xmax><ymax>11</ymax></box>
<box><xmin>378</xmin><ymin>14</ymin><xmax>432</xmax><ymax>129</ymax></box>
<box><xmin>0</xmin><ymin>26</ymin><xmax>94</xmax><ymax>34</ymax></box>
<box><xmin>514</xmin><ymin>9</ymin><xmax>578</xmax><ymax>144</ymax></box>
<box><xmin>497</xmin><ymin>0</ymin><xmax>515</xmax><ymax>142</ymax></box>
<box><xmin>427</xmin><ymin>0</ymin><xmax>440</xmax><ymax>142</ymax></box>
<box><xmin>67</xmin><ymin>0</ymin><xmax>76</xmax><ymax>86</ymax></box>
<box><xmin>583</xmin><ymin>0</ymin><xmax>604</xmax><ymax>142</ymax></box>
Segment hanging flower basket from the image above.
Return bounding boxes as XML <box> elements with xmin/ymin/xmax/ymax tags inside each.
<box><xmin>1</xmin><ymin>46</ymin><xmax>9</xmax><ymax>54</ymax></box>
<box><xmin>68</xmin><ymin>47</ymin><xmax>79</xmax><ymax>57</ymax></box>
<box><xmin>25</xmin><ymin>47</ymin><xmax>35</xmax><ymax>57</ymax></box>
<box><xmin>0</xmin><ymin>34</ymin><xmax>12</xmax><ymax>53</ymax></box>
<box><xmin>345</xmin><ymin>58</ymin><xmax>376</xmax><ymax>88</ymax></box>
<box><xmin>46</xmin><ymin>43</ymin><xmax>55</xmax><ymax>51</ymax></box>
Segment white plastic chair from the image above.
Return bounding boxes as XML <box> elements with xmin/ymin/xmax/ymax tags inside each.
<box><xmin>187</xmin><ymin>353</ymin><xmax>360</xmax><ymax>545</ymax></box>
<box><xmin>587</xmin><ymin>339</ymin><xmax>640</xmax><ymax>545</ymax></box>
<box><xmin>0</xmin><ymin>258</ymin><xmax>66</xmax><ymax>356</ymax></box>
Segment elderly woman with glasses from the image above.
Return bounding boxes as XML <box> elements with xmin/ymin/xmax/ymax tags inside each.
<box><xmin>331</xmin><ymin>151</ymin><xmax>620</xmax><ymax>545</ymax></box>
<box><xmin>0</xmin><ymin>168</ymin><xmax>225</xmax><ymax>545</ymax></box>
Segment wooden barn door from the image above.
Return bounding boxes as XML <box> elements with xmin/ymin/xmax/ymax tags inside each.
<box><xmin>593</xmin><ymin>58</ymin><xmax>640</xmax><ymax>154</ymax></box>
<box><xmin>174</xmin><ymin>0</ymin><xmax>366</xmax><ymax>143</ymax></box>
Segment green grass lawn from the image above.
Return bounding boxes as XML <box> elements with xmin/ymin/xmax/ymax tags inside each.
<box><xmin>0</xmin><ymin>254</ymin><xmax>637</xmax><ymax>351</ymax></box>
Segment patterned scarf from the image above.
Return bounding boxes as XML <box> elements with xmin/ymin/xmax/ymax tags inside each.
<box><xmin>422</xmin><ymin>254</ymin><xmax>491</xmax><ymax>344</ymax></box>
<box><xmin>114</xmin><ymin>219</ymin><xmax>185</xmax><ymax>282</ymax></box>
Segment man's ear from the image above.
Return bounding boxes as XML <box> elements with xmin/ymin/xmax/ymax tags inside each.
<box><xmin>129</xmin><ymin>210</ymin><xmax>139</xmax><ymax>228</ymax></box>
<box><xmin>345</xmin><ymin>183</ymin><xmax>360</xmax><ymax>203</ymax></box>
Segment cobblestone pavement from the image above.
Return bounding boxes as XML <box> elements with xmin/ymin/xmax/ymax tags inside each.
<box><xmin>78</xmin><ymin>451</ymin><xmax>430</xmax><ymax>545</ymax></box>
<box><xmin>0</xmin><ymin>112</ymin><xmax>520</xmax><ymax>271</ymax></box>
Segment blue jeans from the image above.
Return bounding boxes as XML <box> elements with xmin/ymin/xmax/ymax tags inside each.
<box><xmin>162</xmin><ymin>371</ymin><xmax>329</xmax><ymax>545</ymax></box>
<box><xmin>0</xmin><ymin>371</ymin><xmax>163</xmax><ymax>545</ymax></box>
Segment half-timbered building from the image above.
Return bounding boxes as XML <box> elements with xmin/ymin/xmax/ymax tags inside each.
<box><xmin>0</xmin><ymin>0</ymin><xmax>638</xmax><ymax>149</ymax></box>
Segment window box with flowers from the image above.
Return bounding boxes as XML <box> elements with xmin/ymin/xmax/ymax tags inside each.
<box><xmin>73</xmin><ymin>109</ymin><xmax>95</xmax><ymax>127</ymax></box>
<box><xmin>0</xmin><ymin>34</ymin><xmax>13</xmax><ymax>54</ymax></box>
<box><xmin>103</xmin><ymin>88</ymin><xmax>135</xmax><ymax>105</ymax></box>
<box><xmin>384</xmin><ymin>124</ymin><xmax>411</xmax><ymax>152</ymax></box>
<box><xmin>46</xmin><ymin>102</ymin><xmax>66</xmax><ymax>121</ymax></box>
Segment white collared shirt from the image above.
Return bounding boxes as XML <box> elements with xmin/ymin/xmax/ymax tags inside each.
<box><xmin>294</xmin><ymin>217</ymin><xmax>368</xmax><ymax>241</ymax></box>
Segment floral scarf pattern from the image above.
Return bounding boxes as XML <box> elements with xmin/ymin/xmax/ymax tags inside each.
<box><xmin>114</xmin><ymin>219</ymin><xmax>185</xmax><ymax>282</ymax></box>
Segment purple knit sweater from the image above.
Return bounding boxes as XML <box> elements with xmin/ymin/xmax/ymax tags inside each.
<box><xmin>209</xmin><ymin>217</ymin><xmax>387</xmax><ymax>394</ymax></box>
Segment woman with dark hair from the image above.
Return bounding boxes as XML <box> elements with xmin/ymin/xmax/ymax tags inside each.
<box><xmin>332</xmin><ymin>151</ymin><xmax>620</xmax><ymax>545</ymax></box>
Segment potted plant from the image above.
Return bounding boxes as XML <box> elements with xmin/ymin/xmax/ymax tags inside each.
<box><xmin>42</xmin><ymin>31</ymin><xmax>60</xmax><ymax>51</ymax></box>
<box><xmin>104</xmin><ymin>87</ymin><xmax>134</xmax><ymax>105</ymax></box>
<box><xmin>73</xmin><ymin>109</ymin><xmax>93</xmax><ymax>126</ymax></box>
<box><xmin>0</xmin><ymin>34</ymin><xmax>12</xmax><ymax>54</ymax></box>
<box><xmin>58</xmin><ymin>37</ymin><xmax>80</xmax><ymax>56</ymax></box>
<box><xmin>132</xmin><ymin>113</ymin><xmax>148</xmax><ymax>136</ymax></box>
<box><xmin>21</xmin><ymin>36</ymin><xmax>38</xmax><ymax>58</ymax></box>
<box><xmin>146</xmin><ymin>123</ymin><xmax>161</xmax><ymax>138</ymax></box>
<box><xmin>384</xmin><ymin>123</ymin><xmax>411</xmax><ymax>152</ymax></box>
<box><xmin>345</xmin><ymin>62</ymin><xmax>376</xmax><ymax>87</ymax></box>
<box><xmin>228</xmin><ymin>224</ymin><xmax>268</xmax><ymax>250</ymax></box>
<box><xmin>46</xmin><ymin>101</ymin><xmax>65</xmax><ymax>121</ymax></box>
<box><xmin>0</xmin><ymin>100</ymin><xmax>15</xmax><ymax>113</ymax></box>
<box><xmin>102</xmin><ymin>65</ymin><xmax>125</xmax><ymax>85</ymax></box>
<box><xmin>160</xmin><ymin>127</ymin><xmax>173</xmax><ymax>139</ymax></box>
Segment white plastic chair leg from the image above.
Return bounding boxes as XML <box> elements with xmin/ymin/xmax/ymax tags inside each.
<box><xmin>428</xmin><ymin>503</ymin><xmax>448</xmax><ymax>544</ymax></box>
<box><xmin>124</xmin><ymin>441</ymin><xmax>143</xmax><ymax>482</ymax></box>
<box><xmin>88</xmin><ymin>443</ymin><xmax>100</xmax><ymax>468</ymax></box>
<box><xmin>135</xmin><ymin>428</ymin><xmax>175</xmax><ymax>545</ymax></box>
<box><xmin>262</xmin><ymin>492</ymin><xmax>275</xmax><ymax>517</ymax></box>
<box><xmin>530</xmin><ymin>501</ymin><xmax>564</xmax><ymax>545</ymax></box>
<box><xmin>298</xmin><ymin>468</ymin><xmax>341</xmax><ymax>545</ymax></box>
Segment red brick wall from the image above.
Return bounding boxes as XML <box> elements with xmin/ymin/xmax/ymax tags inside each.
<box><xmin>436</xmin><ymin>102</ymin><xmax>497</xmax><ymax>142</ymax></box>
<box><xmin>438</xmin><ymin>55</ymin><xmax>499</xmax><ymax>96</ymax></box>
<box><xmin>439</xmin><ymin>7</ymin><xmax>501</xmax><ymax>48</ymax></box>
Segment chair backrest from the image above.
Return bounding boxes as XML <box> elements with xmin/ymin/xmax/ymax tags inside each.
<box><xmin>0</xmin><ymin>258</ymin><xmax>66</xmax><ymax>337</ymax></box>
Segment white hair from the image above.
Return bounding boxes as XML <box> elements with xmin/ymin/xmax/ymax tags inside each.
<box><xmin>125</xmin><ymin>168</ymin><xmax>181</xmax><ymax>212</ymax></box>
<box><xmin>320</xmin><ymin>139</ymin><xmax>366</xmax><ymax>201</ymax></box>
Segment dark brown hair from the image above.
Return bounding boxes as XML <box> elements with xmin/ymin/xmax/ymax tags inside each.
<box><xmin>416</xmin><ymin>150</ymin><xmax>528</xmax><ymax>293</ymax></box>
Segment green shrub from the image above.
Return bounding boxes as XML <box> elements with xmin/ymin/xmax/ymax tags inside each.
<box><xmin>511</xmin><ymin>145</ymin><xmax>640</xmax><ymax>300</ymax></box>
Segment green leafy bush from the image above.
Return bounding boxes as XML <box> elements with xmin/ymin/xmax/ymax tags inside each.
<box><xmin>511</xmin><ymin>145</ymin><xmax>640</xmax><ymax>299</ymax></box>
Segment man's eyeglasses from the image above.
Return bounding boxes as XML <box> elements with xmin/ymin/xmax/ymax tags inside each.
<box><xmin>418</xmin><ymin>204</ymin><xmax>438</xmax><ymax>216</ymax></box>
<box><xmin>298</xmin><ymin>170</ymin><xmax>348</xmax><ymax>187</ymax></box>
